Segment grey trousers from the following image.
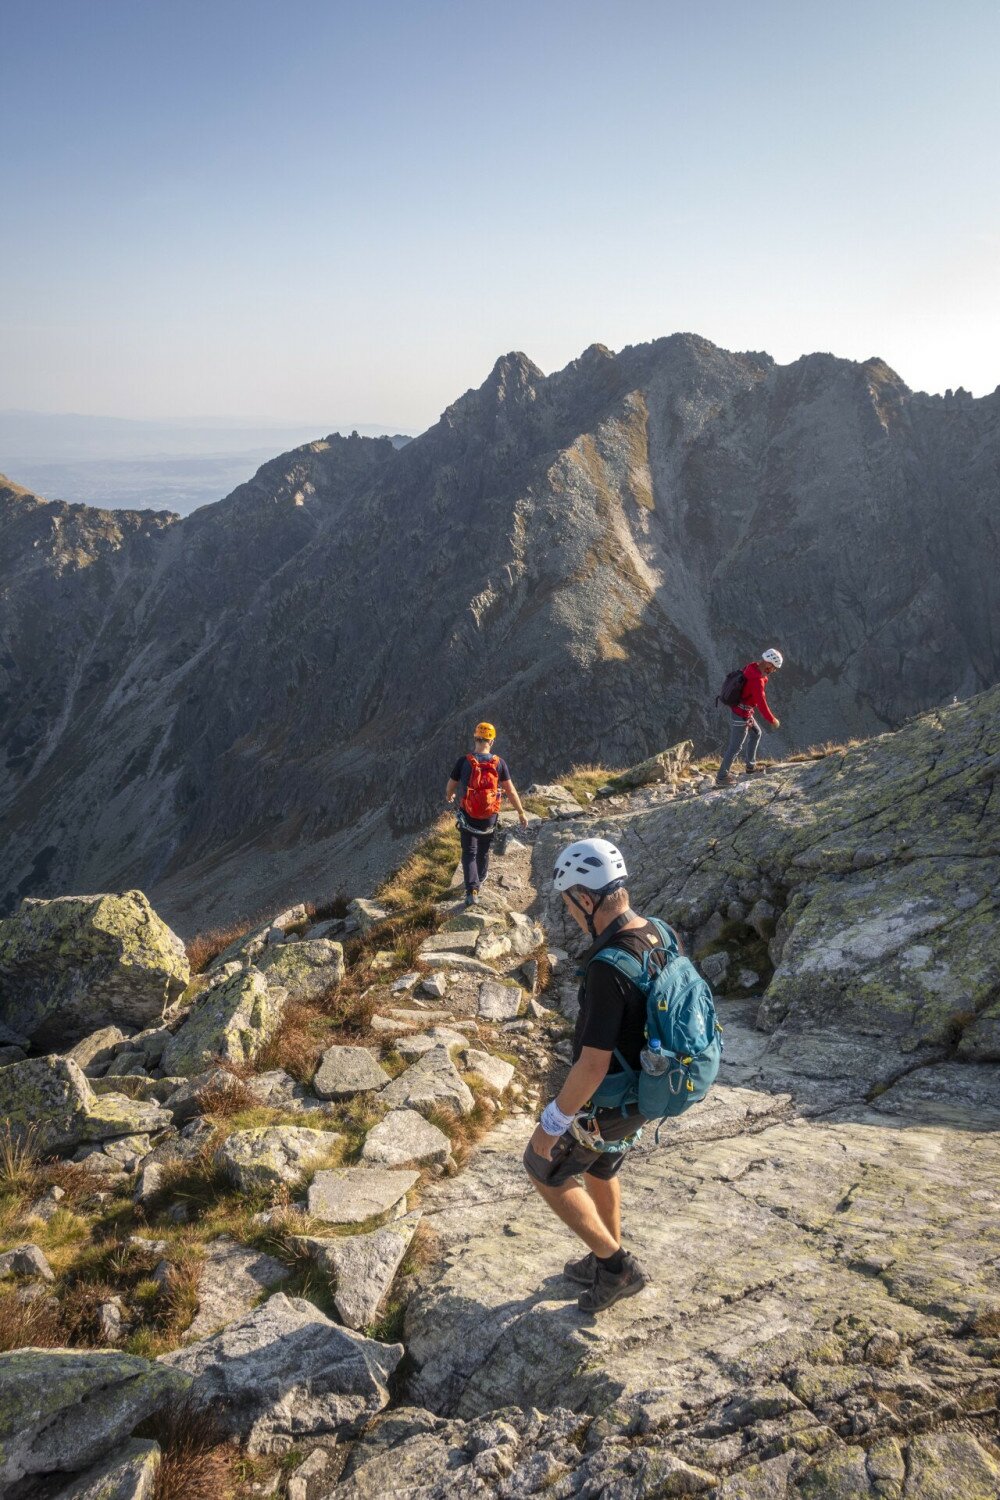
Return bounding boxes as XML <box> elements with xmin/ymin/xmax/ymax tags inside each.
<box><xmin>719</xmin><ymin>714</ymin><xmax>761</xmax><ymax>776</ymax></box>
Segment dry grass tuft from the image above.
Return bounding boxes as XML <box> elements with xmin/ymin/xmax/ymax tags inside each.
<box><xmin>428</xmin><ymin>1093</ymin><xmax>500</xmax><ymax>1168</ymax></box>
<box><xmin>377</xmin><ymin>815</ymin><xmax>460</xmax><ymax>908</ymax></box>
<box><xmin>195</xmin><ymin>1074</ymin><xmax>260</xmax><ymax>1120</ymax></box>
<box><xmin>253</xmin><ymin>1000</ymin><xmax>329</xmax><ymax>1083</ymax></box>
<box><xmin>142</xmin><ymin>1401</ymin><xmax>238</xmax><ymax>1500</ymax></box>
<box><xmin>0</xmin><ymin>1289</ymin><xmax>65</xmax><ymax>1351</ymax></box>
<box><xmin>564</xmin><ymin>764</ymin><xmax>618</xmax><ymax>803</ymax></box>
<box><xmin>0</xmin><ymin>1123</ymin><xmax>41</xmax><ymax>1197</ymax></box>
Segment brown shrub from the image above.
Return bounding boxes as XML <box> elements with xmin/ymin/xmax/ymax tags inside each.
<box><xmin>253</xmin><ymin>1001</ymin><xmax>326</xmax><ymax>1083</ymax></box>
<box><xmin>185</xmin><ymin>920</ymin><xmax>254</xmax><ymax>975</ymax></box>
<box><xmin>195</xmin><ymin>1075</ymin><xmax>260</xmax><ymax>1119</ymax></box>
<box><xmin>307</xmin><ymin>891</ymin><xmax>349</xmax><ymax>922</ymax></box>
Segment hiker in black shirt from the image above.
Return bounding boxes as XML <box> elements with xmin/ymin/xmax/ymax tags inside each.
<box><xmin>523</xmin><ymin>836</ymin><xmax>657</xmax><ymax>1313</ymax></box>
<box><xmin>445</xmin><ymin>721</ymin><xmax>527</xmax><ymax>907</ymax></box>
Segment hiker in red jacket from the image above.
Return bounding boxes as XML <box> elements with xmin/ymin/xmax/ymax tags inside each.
<box><xmin>445</xmin><ymin>722</ymin><xmax>528</xmax><ymax>906</ymax></box>
<box><xmin>716</xmin><ymin>649</ymin><xmax>783</xmax><ymax>786</ymax></box>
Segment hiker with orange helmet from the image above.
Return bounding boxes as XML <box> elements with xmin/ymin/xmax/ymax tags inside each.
<box><xmin>445</xmin><ymin>722</ymin><xmax>528</xmax><ymax>907</ymax></box>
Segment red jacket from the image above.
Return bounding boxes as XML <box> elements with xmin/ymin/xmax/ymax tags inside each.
<box><xmin>734</xmin><ymin>662</ymin><xmax>777</xmax><ymax>725</ymax></box>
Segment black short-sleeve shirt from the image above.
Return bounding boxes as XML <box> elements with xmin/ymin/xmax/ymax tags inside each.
<box><xmin>572</xmin><ymin>919</ymin><xmax>671</xmax><ymax>1074</ymax></box>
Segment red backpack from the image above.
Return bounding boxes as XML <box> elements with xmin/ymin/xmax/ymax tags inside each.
<box><xmin>462</xmin><ymin>755</ymin><xmax>502</xmax><ymax>819</ymax></box>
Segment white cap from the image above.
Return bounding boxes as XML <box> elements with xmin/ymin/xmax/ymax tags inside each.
<box><xmin>552</xmin><ymin>837</ymin><xmax>628</xmax><ymax>893</ymax></box>
<box><xmin>761</xmin><ymin>648</ymin><xmax>784</xmax><ymax>668</ymax></box>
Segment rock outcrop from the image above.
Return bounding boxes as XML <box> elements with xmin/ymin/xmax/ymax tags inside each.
<box><xmin>159</xmin><ymin>1293</ymin><xmax>403</xmax><ymax>1452</ymax></box>
<box><xmin>4</xmin><ymin>338</ymin><xmax>1000</xmax><ymax>928</ymax></box>
<box><xmin>0</xmin><ymin>1348</ymin><xmax>189</xmax><ymax>1489</ymax></box>
<box><xmin>0</xmin><ymin>891</ymin><xmax>189</xmax><ymax>1046</ymax></box>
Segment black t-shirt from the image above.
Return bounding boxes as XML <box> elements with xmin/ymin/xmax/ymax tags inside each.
<box><xmin>450</xmin><ymin>754</ymin><xmax>512</xmax><ymax>833</ymax></box>
<box><xmin>573</xmin><ymin>919</ymin><xmax>671</xmax><ymax>1074</ymax></box>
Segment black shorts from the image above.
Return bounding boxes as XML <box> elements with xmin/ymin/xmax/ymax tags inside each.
<box><xmin>523</xmin><ymin>1111</ymin><xmax>643</xmax><ymax>1189</ymax></box>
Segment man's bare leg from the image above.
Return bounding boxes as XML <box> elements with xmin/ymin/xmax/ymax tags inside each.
<box><xmin>528</xmin><ymin>1176</ymin><xmax>619</xmax><ymax>1256</ymax></box>
<box><xmin>584</xmin><ymin>1174</ymin><xmax>621</xmax><ymax>1247</ymax></box>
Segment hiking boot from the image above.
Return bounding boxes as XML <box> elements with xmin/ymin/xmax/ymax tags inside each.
<box><xmin>744</xmin><ymin>764</ymin><xmax>767</xmax><ymax>775</ymax></box>
<box><xmin>563</xmin><ymin>1251</ymin><xmax>597</xmax><ymax>1286</ymax></box>
<box><xmin>577</xmin><ymin>1252</ymin><xmax>649</xmax><ymax>1313</ymax></box>
<box><xmin>464</xmin><ymin>888</ymin><xmax>479</xmax><ymax>908</ymax></box>
<box><xmin>715</xmin><ymin>773</ymin><xmax>735</xmax><ymax>787</ymax></box>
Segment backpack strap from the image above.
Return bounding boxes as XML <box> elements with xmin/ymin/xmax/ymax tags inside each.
<box><xmin>590</xmin><ymin>945</ymin><xmax>646</xmax><ymax>986</ymax></box>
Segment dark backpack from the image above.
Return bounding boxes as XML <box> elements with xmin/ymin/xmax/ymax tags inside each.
<box><xmin>717</xmin><ymin>668</ymin><xmax>746</xmax><ymax>708</ymax></box>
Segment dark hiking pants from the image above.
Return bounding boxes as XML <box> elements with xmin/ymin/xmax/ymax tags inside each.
<box><xmin>460</xmin><ymin>827</ymin><xmax>494</xmax><ymax>892</ymax></box>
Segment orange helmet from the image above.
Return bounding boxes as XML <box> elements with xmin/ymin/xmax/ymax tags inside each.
<box><xmin>474</xmin><ymin>722</ymin><xmax>496</xmax><ymax>741</ymax></box>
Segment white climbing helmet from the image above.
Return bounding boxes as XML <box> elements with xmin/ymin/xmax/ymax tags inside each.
<box><xmin>552</xmin><ymin>837</ymin><xmax>628</xmax><ymax>894</ymax></box>
<box><xmin>761</xmin><ymin>648</ymin><xmax>784</xmax><ymax>669</ymax></box>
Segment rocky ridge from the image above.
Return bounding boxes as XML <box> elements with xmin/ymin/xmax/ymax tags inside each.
<box><xmin>3</xmin><ymin>337</ymin><xmax>1000</xmax><ymax>928</ymax></box>
<box><xmin>0</xmin><ymin>696</ymin><xmax>997</xmax><ymax>1496</ymax></box>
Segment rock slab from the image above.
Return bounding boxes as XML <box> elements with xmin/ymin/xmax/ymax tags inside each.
<box><xmin>298</xmin><ymin>1213</ymin><xmax>421</xmax><ymax>1330</ymax></box>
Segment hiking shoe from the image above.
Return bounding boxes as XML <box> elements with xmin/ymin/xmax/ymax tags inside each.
<box><xmin>744</xmin><ymin>764</ymin><xmax>767</xmax><ymax>774</ymax></box>
<box><xmin>577</xmin><ymin>1253</ymin><xmax>649</xmax><ymax>1313</ymax></box>
<box><xmin>715</xmin><ymin>773</ymin><xmax>735</xmax><ymax>787</ymax></box>
<box><xmin>464</xmin><ymin>889</ymin><xmax>479</xmax><ymax>908</ymax></box>
<box><xmin>563</xmin><ymin>1251</ymin><xmax>597</xmax><ymax>1286</ymax></box>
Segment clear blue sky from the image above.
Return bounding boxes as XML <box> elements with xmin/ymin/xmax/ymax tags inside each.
<box><xmin>2</xmin><ymin>0</ymin><xmax>998</xmax><ymax>430</ymax></box>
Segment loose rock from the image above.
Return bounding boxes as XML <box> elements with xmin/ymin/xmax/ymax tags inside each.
<box><xmin>308</xmin><ymin>1166</ymin><xmax>418</xmax><ymax>1225</ymax></box>
<box><xmin>0</xmin><ymin>1348</ymin><xmax>189</xmax><ymax>1489</ymax></box>
<box><xmin>48</xmin><ymin>1438</ymin><xmax>161</xmax><ymax>1500</ymax></box>
<box><xmin>184</xmin><ymin>1235</ymin><xmax>290</xmax><ymax>1341</ymax></box>
<box><xmin>161</xmin><ymin>967</ymin><xmax>284</xmax><ymax>1077</ymax></box>
<box><xmin>215</xmin><ymin>1126</ymin><xmax>341</xmax><ymax>1193</ymax></box>
<box><xmin>313</xmin><ymin>1045</ymin><xmax>390</xmax><ymax>1100</ymax></box>
<box><xmin>362</xmin><ymin>1110</ymin><xmax>452</xmax><ymax>1168</ymax></box>
<box><xmin>380</xmin><ymin>1045</ymin><xmax>475</xmax><ymax>1119</ymax></box>
<box><xmin>0</xmin><ymin>891</ymin><xmax>189</xmax><ymax>1047</ymax></box>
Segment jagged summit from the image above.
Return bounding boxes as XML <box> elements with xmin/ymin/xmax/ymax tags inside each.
<box><xmin>2</xmin><ymin>334</ymin><xmax>999</xmax><ymax>928</ymax></box>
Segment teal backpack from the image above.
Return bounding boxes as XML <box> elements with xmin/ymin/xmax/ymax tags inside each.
<box><xmin>587</xmin><ymin>919</ymin><xmax>723</xmax><ymax>1135</ymax></box>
